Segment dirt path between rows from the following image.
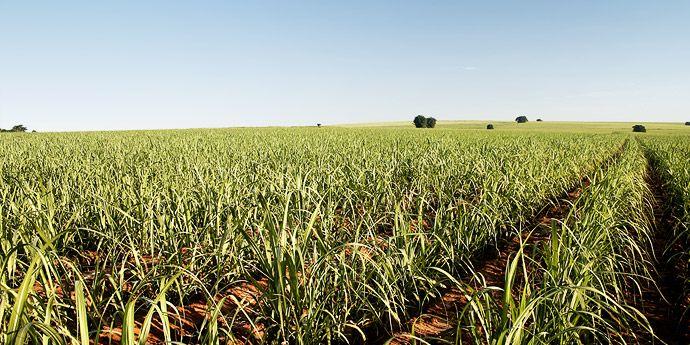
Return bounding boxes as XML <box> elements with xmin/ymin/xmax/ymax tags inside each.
<box><xmin>633</xmin><ymin>156</ymin><xmax>690</xmax><ymax>344</ymax></box>
<box><xmin>97</xmin><ymin>279</ymin><xmax>266</xmax><ymax>344</ymax></box>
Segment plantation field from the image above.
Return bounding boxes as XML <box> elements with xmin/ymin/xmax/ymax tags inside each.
<box><xmin>1</xmin><ymin>124</ymin><xmax>689</xmax><ymax>344</ymax></box>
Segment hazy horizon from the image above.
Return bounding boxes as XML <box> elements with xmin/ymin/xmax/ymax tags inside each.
<box><xmin>2</xmin><ymin>1</ymin><xmax>689</xmax><ymax>131</ymax></box>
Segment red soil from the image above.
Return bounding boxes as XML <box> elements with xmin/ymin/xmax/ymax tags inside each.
<box><xmin>97</xmin><ymin>279</ymin><xmax>267</xmax><ymax>344</ymax></box>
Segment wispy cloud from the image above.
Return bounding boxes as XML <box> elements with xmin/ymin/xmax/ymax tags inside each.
<box><xmin>462</xmin><ymin>66</ymin><xmax>478</xmax><ymax>71</ymax></box>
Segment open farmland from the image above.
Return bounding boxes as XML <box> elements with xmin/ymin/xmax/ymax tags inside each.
<box><xmin>1</xmin><ymin>124</ymin><xmax>689</xmax><ymax>344</ymax></box>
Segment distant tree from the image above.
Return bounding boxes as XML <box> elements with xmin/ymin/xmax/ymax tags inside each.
<box><xmin>632</xmin><ymin>124</ymin><xmax>646</xmax><ymax>133</ymax></box>
<box><xmin>536</xmin><ymin>118</ymin><xmax>543</xmax><ymax>122</ymax></box>
<box><xmin>413</xmin><ymin>115</ymin><xmax>427</xmax><ymax>128</ymax></box>
<box><xmin>685</xmin><ymin>122</ymin><xmax>690</xmax><ymax>126</ymax></box>
<box><xmin>317</xmin><ymin>123</ymin><xmax>322</xmax><ymax>127</ymax></box>
<box><xmin>11</xmin><ymin>124</ymin><xmax>27</xmax><ymax>132</ymax></box>
<box><xmin>515</xmin><ymin>116</ymin><xmax>528</xmax><ymax>123</ymax></box>
<box><xmin>32</xmin><ymin>130</ymin><xmax>37</xmax><ymax>133</ymax></box>
<box><xmin>425</xmin><ymin>117</ymin><xmax>437</xmax><ymax>128</ymax></box>
<box><xmin>487</xmin><ymin>124</ymin><xmax>494</xmax><ymax>130</ymax></box>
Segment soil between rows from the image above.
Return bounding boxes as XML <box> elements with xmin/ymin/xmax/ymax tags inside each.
<box><xmin>629</xmin><ymin>154</ymin><xmax>690</xmax><ymax>344</ymax></box>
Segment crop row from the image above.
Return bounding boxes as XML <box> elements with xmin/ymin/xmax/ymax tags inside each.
<box><xmin>641</xmin><ymin>135</ymin><xmax>690</xmax><ymax>337</ymax></box>
<box><xmin>450</xmin><ymin>139</ymin><xmax>659</xmax><ymax>344</ymax></box>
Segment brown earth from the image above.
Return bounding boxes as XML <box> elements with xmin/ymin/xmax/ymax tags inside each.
<box><xmin>627</xmin><ymin>159</ymin><xmax>690</xmax><ymax>344</ymax></box>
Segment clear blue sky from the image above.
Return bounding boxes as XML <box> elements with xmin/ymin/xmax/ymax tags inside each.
<box><xmin>1</xmin><ymin>1</ymin><xmax>689</xmax><ymax>131</ymax></box>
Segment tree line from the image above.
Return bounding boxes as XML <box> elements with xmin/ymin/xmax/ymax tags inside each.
<box><xmin>0</xmin><ymin>124</ymin><xmax>29</xmax><ymax>133</ymax></box>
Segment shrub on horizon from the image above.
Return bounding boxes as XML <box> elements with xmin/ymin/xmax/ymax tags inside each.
<box><xmin>413</xmin><ymin>115</ymin><xmax>427</xmax><ymax>128</ymax></box>
<box><xmin>425</xmin><ymin>117</ymin><xmax>437</xmax><ymax>128</ymax></box>
<box><xmin>632</xmin><ymin>124</ymin><xmax>647</xmax><ymax>133</ymax></box>
<box><xmin>515</xmin><ymin>116</ymin><xmax>528</xmax><ymax>123</ymax></box>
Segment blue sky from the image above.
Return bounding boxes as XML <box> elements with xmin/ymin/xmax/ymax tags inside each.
<box><xmin>1</xmin><ymin>1</ymin><xmax>689</xmax><ymax>131</ymax></box>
